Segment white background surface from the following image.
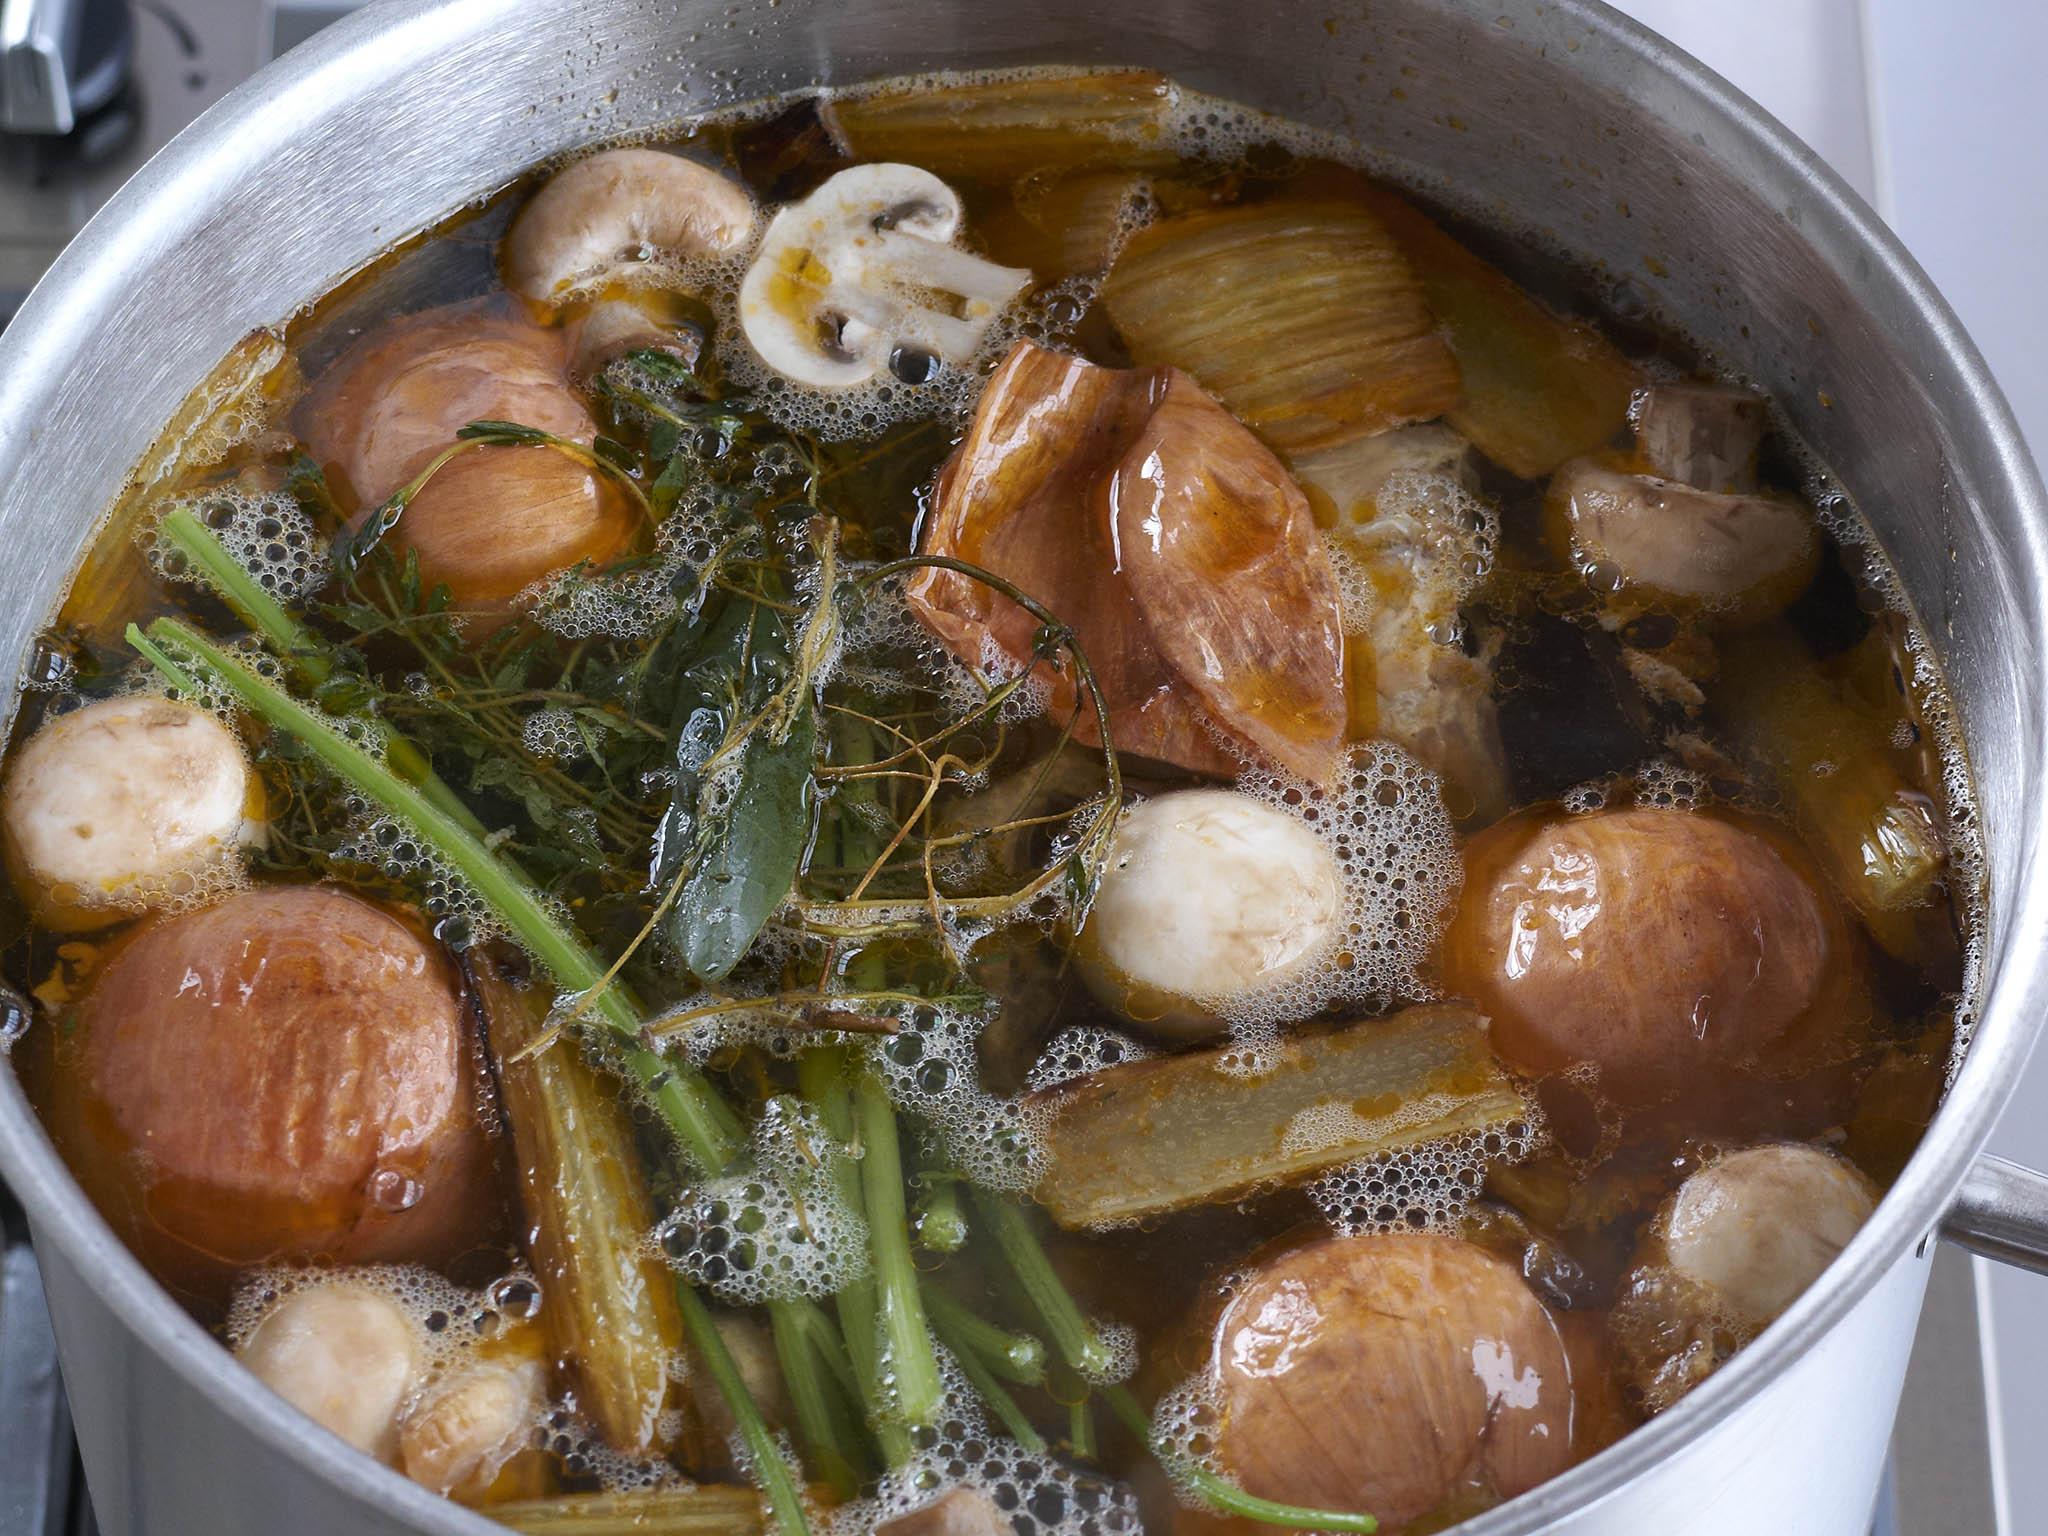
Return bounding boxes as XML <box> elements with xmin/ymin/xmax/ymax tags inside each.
<box><xmin>1614</xmin><ymin>2</ymin><xmax>2047</xmax><ymax>1529</ymax></box>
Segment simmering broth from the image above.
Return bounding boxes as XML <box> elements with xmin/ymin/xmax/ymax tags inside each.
<box><xmin>0</xmin><ymin>68</ymin><xmax>1976</xmax><ymax>1536</ymax></box>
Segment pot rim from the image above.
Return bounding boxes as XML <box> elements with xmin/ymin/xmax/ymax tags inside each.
<box><xmin>0</xmin><ymin>1</ymin><xmax>2044</xmax><ymax>1532</ymax></box>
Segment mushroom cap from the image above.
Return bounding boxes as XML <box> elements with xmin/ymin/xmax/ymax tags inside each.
<box><xmin>2</xmin><ymin>695</ymin><xmax>255</xmax><ymax>931</ymax></box>
<box><xmin>236</xmin><ymin>1281</ymin><xmax>423</xmax><ymax>1462</ymax></box>
<box><xmin>1209</xmin><ymin>1233</ymin><xmax>1575</xmax><ymax>1529</ymax></box>
<box><xmin>297</xmin><ymin>309</ymin><xmax>634</xmax><ymax>609</ymax></box>
<box><xmin>1442</xmin><ymin>806</ymin><xmax>1843</xmax><ymax>1092</ymax></box>
<box><xmin>1549</xmin><ymin>458</ymin><xmax>1817</xmax><ymax>616</ymax></box>
<box><xmin>1076</xmin><ymin>789</ymin><xmax>1342</xmax><ymax>1038</ymax></box>
<box><xmin>501</xmin><ymin>147</ymin><xmax>755</xmax><ymax>304</ymax></box>
<box><xmin>1658</xmin><ymin>1143</ymin><xmax>1878</xmax><ymax>1322</ymax></box>
<box><xmin>48</xmin><ymin>885</ymin><xmax>501</xmax><ymax>1295</ymax></box>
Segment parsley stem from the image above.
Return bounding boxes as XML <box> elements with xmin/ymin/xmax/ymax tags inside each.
<box><xmin>676</xmin><ymin>1282</ymin><xmax>812</xmax><ymax>1536</ymax></box>
<box><xmin>857</xmin><ymin>1071</ymin><xmax>945</xmax><ymax>1430</ymax></box>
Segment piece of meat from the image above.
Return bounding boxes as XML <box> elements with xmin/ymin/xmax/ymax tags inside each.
<box><xmin>908</xmin><ymin>341</ymin><xmax>1346</xmax><ymax>784</ymax></box>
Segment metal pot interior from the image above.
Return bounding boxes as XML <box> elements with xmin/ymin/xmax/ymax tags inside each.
<box><xmin>0</xmin><ymin>1</ymin><xmax>2044</xmax><ymax>1532</ymax></box>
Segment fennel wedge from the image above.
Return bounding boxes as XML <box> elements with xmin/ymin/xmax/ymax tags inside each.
<box><xmin>1101</xmin><ymin>199</ymin><xmax>1461</xmax><ymax>455</ymax></box>
<box><xmin>1028</xmin><ymin>1005</ymin><xmax>1531</xmax><ymax>1228</ymax></box>
<box><xmin>473</xmin><ymin>953</ymin><xmax>684</xmax><ymax>1458</ymax></box>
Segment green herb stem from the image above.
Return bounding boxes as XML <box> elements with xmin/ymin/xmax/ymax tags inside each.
<box><xmin>675</xmin><ymin>1283</ymin><xmax>812</xmax><ymax>1536</ymax></box>
<box><xmin>971</xmin><ymin>1191</ymin><xmax>1117</xmax><ymax>1383</ymax></box>
<box><xmin>769</xmin><ymin>1298</ymin><xmax>867</xmax><ymax>1500</ymax></box>
<box><xmin>919</xmin><ymin>1284</ymin><xmax>1045</xmax><ymax>1386</ymax></box>
<box><xmin>855</xmin><ymin>1071</ymin><xmax>944</xmax><ymax>1431</ymax></box>
<box><xmin>130</xmin><ymin>617</ymin><xmax>741</xmax><ymax>1175</ymax></box>
<box><xmin>1067</xmin><ymin>1400</ymin><xmax>1096</xmax><ymax>1461</ymax></box>
<box><xmin>799</xmin><ymin>1048</ymin><xmax>912</xmax><ymax>1468</ymax></box>
<box><xmin>931</xmin><ymin>1312</ymin><xmax>1046</xmax><ymax>1455</ymax></box>
<box><xmin>912</xmin><ymin>1178</ymin><xmax>969</xmax><ymax>1255</ymax></box>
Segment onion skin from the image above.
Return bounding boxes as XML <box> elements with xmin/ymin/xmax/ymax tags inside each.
<box><xmin>44</xmin><ymin>885</ymin><xmax>503</xmax><ymax>1299</ymax></box>
<box><xmin>1209</xmin><ymin>1233</ymin><xmax>1575</xmax><ymax>1531</ymax></box>
<box><xmin>298</xmin><ymin>307</ymin><xmax>633</xmax><ymax>610</ymax></box>
<box><xmin>1441</xmin><ymin>806</ymin><xmax>1847</xmax><ymax>1097</ymax></box>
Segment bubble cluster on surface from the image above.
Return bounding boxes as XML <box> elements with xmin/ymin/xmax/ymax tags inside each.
<box><xmin>1025</xmin><ymin>1025</ymin><xmax>1154</xmax><ymax>1093</ymax></box>
<box><xmin>523</xmin><ymin>476</ymin><xmax>745</xmax><ymax>641</ymax></box>
<box><xmin>875</xmin><ymin>1003</ymin><xmax>1045</xmax><ymax>1192</ymax></box>
<box><xmin>520</xmin><ymin>706</ymin><xmax>588</xmax><ymax>762</ymax></box>
<box><xmin>1629</xmin><ymin>759</ymin><xmax>1707</xmax><ymax>811</ymax></box>
<box><xmin>143</xmin><ymin>488</ymin><xmax>328</xmax><ymax>603</ymax></box>
<box><xmin>539</xmin><ymin>1401</ymin><xmax>691</xmax><ymax>1494</ymax></box>
<box><xmin>831</xmin><ymin>1340</ymin><xmax>1142</xmax><ymax>1536</ymax></box>
<box><xmin>332</xmin><ymin>799</ymin><xmax>504</xmax><ymax>947</ymax></box>
<box><xmin>227</xmin><ymin>1263</ymin><xmax>542</xmax><ymax>1379</ymax></box>
<box><xmin>656</xmin><ymin>1099</ymin><xmax>870</xmax><ymax>1305</ymax></box>
<box><xmin>1307</xmin><ymin>1117</ymin><xmax>1546</xmax><ymax>1237</ymax></box>
<box><xmin>1147</xmin><ymin>1375</ymin><xmax>1230</xmax><ymax>1510</ymax></box>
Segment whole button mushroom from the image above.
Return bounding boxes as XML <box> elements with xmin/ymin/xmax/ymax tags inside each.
<box><xmin>237</xmin><ymin>1281</ymin><xmax>424</xmax><ymax>1462</ymax></box>
<box><xmin>1442</xmin><ymin>806</ymin><xmax>1846</xmax><ymax>1095</ymax></box>
<box><xmin>500</xmin><ymin>147</ymin><xmax>756</xmax><ymax>305</ymax></box>
<box><xmin>1612</xmin><ymin>1143</ymin><xmax>1877</xmax><ymax>1412</ymax></box>
<box><xmin>298</xmin><ymin>310</ymin><xmax>633</xmax><ymax>611</ymax></box>
<box><xmin>1206</xmin><ymin>1234</ymin><xmax>1576</xmax><ymax>1530</ymax></box>
<box><xmin>44</xmin><ymin>885</ymin><xmax>501</xmax><ymax>1296</ymax></box>
<box><xmin>1075</xmin><ymin>789</ymin><xmax>1343</xmax><ymax>1040</ymax></box>
<box><xmin>2</xmin><ymin>694</ymin><xmax>258</xmax><ymax>931</ymax></box>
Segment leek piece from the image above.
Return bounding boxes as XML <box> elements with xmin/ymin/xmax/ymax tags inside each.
<box><xmin>1029</xmin><ymin>1005</ymin><xmax>1528</xmax><ymax>1227</ymax></box>
<box><xmin>491</xmin><ymin>1486</ymin><xmax>768</xmax><ymax>1535</ymax></box>
<box><xmin>474</xmin><ymin>957</ymin><xmax>684</xmax><ymax>1457</ymax></box>
<box><xmin>823</xmin><ymin>70</ymin><xmax>1178</xmax><ymax>179</ymax></box>
<box><xmin>1103</xmin><ymin>200</ymin><xmax>1461</xmax><ymax>455</ymax></box>
<box><xmin>1362</xmin><ymin>186</ymin><xmax>1638</xmax><ymax>477</ymax></box>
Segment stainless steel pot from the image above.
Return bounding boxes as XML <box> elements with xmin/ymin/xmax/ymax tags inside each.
<box><xmin>1</xmin><ymin>2</ymin><xmax>2045</xmax><ymax>1532</ymax></box>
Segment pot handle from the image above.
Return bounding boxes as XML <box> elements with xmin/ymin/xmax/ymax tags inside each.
<box><xmin>1939</xmin><ymin>1153</ymin><xmax>2048</xmax><ymax>1273</ymax></box>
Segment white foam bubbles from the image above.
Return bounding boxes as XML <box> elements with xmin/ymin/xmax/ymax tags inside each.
<box><xmin>1308</xmin><ymin>1115</ymin><xmax>1547</xmax><ymax>1238</ymax></box>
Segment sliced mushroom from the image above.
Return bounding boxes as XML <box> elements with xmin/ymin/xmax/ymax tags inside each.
<box><xmin>297</xmin><ymin>307</ymin><xmax>634</xmax><ymax>610</ymax></box>
<box><xmin>501</xmin><ymin>148</ymin><xmax>755</xmax><ymax>305</ymax></box>
<box><xmin>2</xmin><ymin>694</ymin><xmax>259</xmax><ymax>931</ymax></box>
<box><xmin>739</xmin><ymin>164</ymin><xmax>1030</xmax><ymax>389</ymax></box>
<box><xmin>1295</xmin><ymin>426</ymin><xmax>1510</xmax><ymax>821</ymax></box>
<box><xmin>1548</xmin><ymin>458</ymin><xmax>1818</xmax><ymax>621</ymax></box>
<box><xmin>873</xmin><ymin>1486</ymin><xmax>1011</xmax><ymax>1536</ymax></box>
<box><xmin>1076</xmin><ymin>789</ymin><xmax>1343</xmax><ymax>1038</ymax></box>
<box><xmin>1611</xmin><ymin>1143</ymin><xmax>1876</xmax><ymax>1412</ymax></box>
<box><xmin>1206</xmin><ymin>1234</ymin><xmax>1576</xmax><ymax>1530</ymax></box>
<box><xmin>907</xmin><ymin>340</ymin><xmax>1347</xmax><ymax>784</ymax></box>
<box><xmin>1635</xmin><ymin>380</ymin><xmax>1766</xmax><ymax>494</ymax></box>
<box><xmin>1442</xmin><ymin>806</ymin><xmax>1848</xmax><ymax>1096</ymax></box>
<box><xmin>44</xmin><ymin>885</ymin><xmax>502</xmax><ymax>1297</ymax></box>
